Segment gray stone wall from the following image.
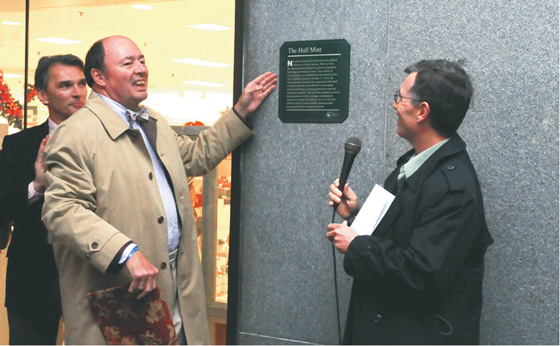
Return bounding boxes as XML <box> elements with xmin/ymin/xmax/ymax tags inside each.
<box><xmin>235</xmin><ymin>1</ymin><xmax>559</xmax><ymax>344</ymax></box>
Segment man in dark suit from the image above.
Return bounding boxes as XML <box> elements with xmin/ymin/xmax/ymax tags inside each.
<box><xmin>327</xmin><ymin>60</ymin><xmax>494</xmax><ymax>344</ymax></box>
<box><xmin>0</xmin><ymin>54</ymin><xmax>87</xmax><ymax>344</ymax></box>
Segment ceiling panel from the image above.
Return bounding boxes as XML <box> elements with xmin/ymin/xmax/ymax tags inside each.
<box><xmin>1</xmin><ymin>0</ymin><xmax>235</xmax><ymax>95</ymax></box>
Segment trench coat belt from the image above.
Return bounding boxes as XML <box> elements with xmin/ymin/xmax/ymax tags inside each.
<box><xmin>169</xmin><ymin>248</ymin><xmax>178</xmax><ymax>263</ymax></box>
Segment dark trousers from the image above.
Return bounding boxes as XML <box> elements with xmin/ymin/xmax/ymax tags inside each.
<box><xmin>8</xmin><ymin>306</ymin><xmax>62</xmax><ymax>345</ymax></box>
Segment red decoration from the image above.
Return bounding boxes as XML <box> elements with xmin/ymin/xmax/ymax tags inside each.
<box><xmin>184</xmin><ymin>120</ymin><xmax>205</xmax><ymax>126</ymax></box>
<box><xmin>0</xmin><ymin>69</ymin><xmax>37</xmax><ymax>129</ymax></box>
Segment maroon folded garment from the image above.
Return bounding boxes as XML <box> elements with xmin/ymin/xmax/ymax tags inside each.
<box><xmin>87</xmin><ymin>282</ymin><xmax>177</xmax><ymax>345</ymax></box>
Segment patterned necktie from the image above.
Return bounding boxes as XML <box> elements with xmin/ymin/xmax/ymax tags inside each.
<box><xmin>125</xmin><ymin>107</ymin><xmax>149</xmax><ymax>128</ymax></box>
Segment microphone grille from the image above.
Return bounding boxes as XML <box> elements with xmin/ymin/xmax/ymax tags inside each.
<box><xmin>344</xmin><ymin>137</ymin><xmax>362</xmax><ymax>155</ymax></box>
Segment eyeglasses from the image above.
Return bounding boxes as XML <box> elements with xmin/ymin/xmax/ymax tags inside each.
<box><xmin>394</xmin><ymin>90</ymin><xmax>420</xmax><ymax>104</ymax></box>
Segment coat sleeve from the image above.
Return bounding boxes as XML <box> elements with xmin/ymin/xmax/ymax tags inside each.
<box><xmin>175</xmin><ymin>109</ymin><xmax>253</xmax><ymax>176</ymax></box>
<box><xmin>41</xmin><ymin>121</ymin><xmax>131</xmax><ymax>273</ymax></box>
<box><xmin>0</xmin><ymin>135</ymin><xmax>34</xmax><ymax>222</ymax></box>
<box><xmin>344</xmin><ymin>166</ymin><xmax>484</xmax><ymax>299</ymax></box>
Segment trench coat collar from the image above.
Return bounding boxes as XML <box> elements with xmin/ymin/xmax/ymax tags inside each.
<box><xmin>397</xmin><ymin>134</ymin><xmax>466</xmax><ymax>193</ymax></box>
<box><xmin>374</xmin><ymin>134</ymin><xmax>466</xmax><ymax>237</ymax></box>
<box><xmin>83</xmin><ymin>91</ymin><xmax>158</xmax><ymax>140</ymax></box>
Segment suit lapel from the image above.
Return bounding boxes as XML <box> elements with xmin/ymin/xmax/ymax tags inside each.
<box><xmin>37</xmin><ymin>121</ymin><xmax>50</xmax><ymax>138</ymax></box>
<box><xmin>22</xmin><ymin>121</ymin><xmax>49</xmax><ymax>166</ymax></box>
<box><xmin>25</xmin><ymin>121</ymin><xmax>49</xmax><ymax>149</ymax></box>
<box><xmin>371</xmin><ymin>161</ymin><xmax>404</xmax><ymax>237</ymax></box>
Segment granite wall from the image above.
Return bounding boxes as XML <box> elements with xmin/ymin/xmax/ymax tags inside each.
<box><xmin>234</xmin><ymin>1</ymin><xmax>559</xmax><ymax>344</ymax></box>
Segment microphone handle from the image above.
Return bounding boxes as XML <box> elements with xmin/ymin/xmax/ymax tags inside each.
<box><xmin>333</xmin><ymin>153</ymin><xmax>356</xmax><ymax>212</ymax></box>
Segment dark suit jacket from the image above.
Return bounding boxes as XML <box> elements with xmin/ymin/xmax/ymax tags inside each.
<box><xmin>343</xmin><ymin>134</ymin><xmax>494</xmax><ymax>344</ymax></box>
<box><xmin>0</xmin><ymin>121</ymin><xmax>61</xmax><ymax>311</ymax></box>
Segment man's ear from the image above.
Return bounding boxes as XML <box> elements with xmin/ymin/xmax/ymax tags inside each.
<box><xmin>417</xmin><ymin>101</ymin><xmax>431</xmax><ymax>123</ymax></box>
<box><xmin>90</xmin><ymin>68</ymin><xmax>106</xmax><ymax>87</ymax></box>
<box><xmin>37</xmin><ymin>89</ymin><xmax>49</xmax><ymax>106</ymax></box>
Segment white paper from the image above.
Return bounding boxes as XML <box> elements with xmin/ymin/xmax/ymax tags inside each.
<box><xmin>351</xmin><ymin>184</ymin><xmax>395</xmax><ymax>236</ymax></box>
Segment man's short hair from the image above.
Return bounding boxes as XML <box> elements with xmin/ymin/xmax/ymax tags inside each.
<box><xmin>34</xmin><ymin>54</ymin><xmax>84</xmax><ymax>91</ymax></box>
<box><xmin>84</xmin><ymin>39</ymin><xmax>106</xmax><ymax>88</ymax></box>
<box><xmin>405</xmin><ymin>60</ymin><xmax>473</xmax><ymax>137</ymax></box>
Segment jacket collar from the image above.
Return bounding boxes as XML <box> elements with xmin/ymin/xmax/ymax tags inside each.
<box><xmin>374</xmin><ymin>135</ymin><xmax>467</xmax><ymax>238</ymax></box>
<box><xmin>38</xmin><ymin>120</ymin><xmax>50</xmax><ymax>135</ymax></box>
<box><xmin>398</xmin><ymin>134</ymin><xmax>466</xmax><ymax>193</ymax></box>
<box><xmin>83</xmin><ymin>91</ymin><xmax>158</xmax><ymax>140</ymax></box>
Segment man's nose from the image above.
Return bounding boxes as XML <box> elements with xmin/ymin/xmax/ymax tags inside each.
<box><xmin>71</xmin><ymin>85</ymin><xmax>81</xmax><ymax>95</ymax></box>
<box><xmin>134</xmin><ymin>61</ymin><xmax>147</xmax><ymax>73</ymax></box>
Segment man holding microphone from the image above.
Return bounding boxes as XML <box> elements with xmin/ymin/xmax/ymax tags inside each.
<box><xmin>328</xmin><ymin>60</ymin><xmax>493</xmax><ymax>344</ymax></box>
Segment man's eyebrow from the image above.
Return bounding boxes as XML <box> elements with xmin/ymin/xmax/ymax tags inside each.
<box><xmin>122</xmin><ymin>55</ymin><xmax>145</xmax><ymax>61</ymax></box>
<box><xmin>57</xmin><ymin>78</ymin><xmax>87</xmax><ymax>86</ymax></box>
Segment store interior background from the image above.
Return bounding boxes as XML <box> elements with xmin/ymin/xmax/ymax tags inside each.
<box><xmin>1</xmin><ymin>0</ymin><xmax>237</xmax><ymax>344</ymax></box>
<box><xmin>1</xmin><ymin>0</ymin><xmax>559</xmax><ymax>345</ymax></box>
<box><xmin>1</xmin><ymin>0</ymin><xmax>237</xmax><ymax>130</ymax></box>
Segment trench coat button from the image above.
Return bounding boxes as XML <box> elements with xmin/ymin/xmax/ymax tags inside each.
<box><xmin>149</xmin><ymin>172</ymin><xmax>153</xmax><ymax>180</ymax></box>
<box><xmin>85</xmin><ymin>254</ymin><xmax>91</xmax><ymax>259</ymax></box>
<box><xmin>160</xmin><ymin>262</ymin><xmax>167</xmax><ymax>270</ymax></box>
<box><xmin>447</xmin><ymin>165</ymin><xmax>455</xmax><ymax>170</ymax></box>
<box><xmin>91</xmin><ymin>242</ymin><xmax>99</xmax><ymax>249</ymax></box>
<box><xmin>373</xmin><ymin>314</ymin><xmax>383</xmax><ymax>323</ymax></box>
<box><xmin>158</xmin><ymin>216</ymin><xmax>164</xmax><ymax>224</ymax></box>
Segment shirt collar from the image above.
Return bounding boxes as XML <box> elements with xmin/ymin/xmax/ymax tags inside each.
<box><xmin>96</xmin><ymin>92</ymin><xmax>141</xmax><ymax>125</ymax></box>
<box><xmin>47</xmin><ymin>117</ymin><xmax>58</xmax><ymax>134</ymax></box>
<box><xmin>402</xmin><ymin>138</ymin><xmax>450</xmax><ymax>180</ymax></box>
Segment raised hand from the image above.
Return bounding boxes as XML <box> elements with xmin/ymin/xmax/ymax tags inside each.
<box><xmin>33</xmin><ymin>135</ymin><xmax>49</xmax><ymax>194</ymax></box>
<box><xmin>234</xmin><ymin>72</ymin><xmax>277</xmax><ymax>117</ymax></box>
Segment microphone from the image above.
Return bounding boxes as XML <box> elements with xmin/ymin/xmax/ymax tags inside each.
<box><xmin>330</xmin><ymin>137</ymin><xmax>362</xmax><ymax>344</ymax></box>
<box><xmin>333</xmin><ymin>137</ymin><xmax>362</xmax><ymax>212</ymax></box>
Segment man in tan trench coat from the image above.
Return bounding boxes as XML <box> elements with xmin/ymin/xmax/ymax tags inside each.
<box><xmin>41</xmin><ymin>35</ymin><xmax>277</xmax><ymax>345</ymax></box>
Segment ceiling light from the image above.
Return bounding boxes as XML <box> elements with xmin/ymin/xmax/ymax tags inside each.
<box><xmin>173</xmin><ymin>59</ymin><xmax>230</xmax><ymax>68</ymax></box>
<box><xmin>183</xmin><ymin>81</ymin><xmax>226</xmax><ymax>88</ymax></box>
<box><xmin>2</xmin><ymin>21</ymin><xmax>22</xmax><ymax>26</ymax></box>
<box><xmin>133</xmin><ymin>4</ymin><xmax>154</xmax><ymax>10</ymax></box>
<box><xmin>3</xmin><ymin>74</ymin><xmax>23</xmax><ymax>78</ymax></box>
<box><xmin>36</xmin><ymin>37</ymin><xmax>82</xmax><ymax>45</ymax></box>
<box><xmin>186</xmin><ymin>23</ymin><xmax>233</xmax><ymax>32</ymax></box>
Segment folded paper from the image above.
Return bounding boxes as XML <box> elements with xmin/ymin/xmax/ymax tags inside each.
<box><xmin>351</xmin><ymin>184</ymin><xmax>395</xmax><ymax>236</ymax></box>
